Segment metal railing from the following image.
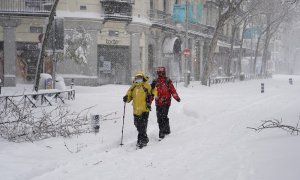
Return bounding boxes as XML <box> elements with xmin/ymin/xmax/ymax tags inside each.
<box><xmin>0</xmin><ymin>0</ymin><xmax>53</xmax><ymax>16</ymax></box>
<box><xmin>100</xmin><ymin>0</ymin><xmax>135</xmax><ymax>4</ymax></box>
<box><xmin>148</xmin><ymin>9</ymin><xmax>173</xmax><ymax>25</ymax></box>
<box><xmin>218</xmin><ymin>33</ymin><xmax>230</xmax><ymax>43</ymax></box>
<box><xmin>101</xmin><ymin>0</ymin><xmax>133</xmax><ymax>21</ymax></box>
<box><xmin>148</xmin><ymin>9</ymin><xmax>243</xmax><ymax>46</ymax></box>
<box><xmin>148</xmin><ymin>9</ymin><xmax>215</xmax><ymax>36</ymax></box>
<box><xmin>188</xmin><ymin>22</ymin><xmax>215</xmax><ymax>36</ymax></box>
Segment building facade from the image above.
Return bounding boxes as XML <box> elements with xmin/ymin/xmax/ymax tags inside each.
<box><xmin>0</xmin><ymin>0</ymin><xmax>242</xmax><ymax>87</ymax></box>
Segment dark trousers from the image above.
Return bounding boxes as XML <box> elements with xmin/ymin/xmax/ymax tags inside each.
<box><xmin>134</xmin><ymin>112</ymin><xmax>149</xmax><ymax>144</ymax></box>
<box><xmin>156</xmin><ymin>106</ymin><xmax>170</xmax><ymax>134</ymax></box>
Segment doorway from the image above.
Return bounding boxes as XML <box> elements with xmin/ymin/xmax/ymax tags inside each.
<box><xmin>98</xmin><ymin>45</ymin><xmax>130</xmax><ymax>84</ymax></box>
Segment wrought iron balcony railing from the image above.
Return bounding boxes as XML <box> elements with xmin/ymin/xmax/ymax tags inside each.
<box><xmin>0</xmin><ymin>0</ymin><xmax>54</xmax><ymax>16</ymax></box>
<box><xmin>100</xmin><ymin>0</ymin><xmax>134</xmax><ymax>4</ymax></box>
<box><xmin>148</xmin><ymin>9</ymin><xmax>215</xmax><ymax>36</ymax></box>
<box><xmin>100</xmin><ymin>0</ymin><xmax>133</xmax><ymax>21</ymax></box>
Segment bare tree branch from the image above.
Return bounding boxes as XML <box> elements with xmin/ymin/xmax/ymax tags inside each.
<box><xmin>248</xmin><ymin>119</ymin><xmax>300</xmax><ymax>135</ymax></box>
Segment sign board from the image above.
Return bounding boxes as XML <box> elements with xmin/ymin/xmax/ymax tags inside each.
<box><xmin>38</xmin><ymin>33</ymin><xmax>43</xmax><ymax>43</ymax></box>
<box><xmin>183</xmin><ymin>48</ymin><xmax>191</xmax><ymax>57</ymax></box>
<box><xmin>100</xmin><ymin>61</ymin><xmax>111</xmax><ymax>73</ymax></box>
<box><xmin>45</xmin><ymin>78</ymin><xmax>53</xmax><ymax>89</ymax></box>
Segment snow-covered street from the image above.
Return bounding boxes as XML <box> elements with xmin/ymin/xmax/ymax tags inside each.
<box><xmin>1</xmin><ymin>74</ymin><xmax>300</xmax><ymax>180</ymax></box>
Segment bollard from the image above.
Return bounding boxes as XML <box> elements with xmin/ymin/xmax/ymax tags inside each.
<box><xmin>90</xmin><ymin>113</ymin><xmax>100</xmax><ymax>133</ymax></box>
<box><xmin>70</xmin><ymin>78</ymin><xmax>74</xmax><ymax>89</ymax></box>
<box><xmin>289</xmin><ymin>78</ymin><xmax>293</xmax><ymax>85</ymax></box>
<box><xmin>261</xmin><ymin>83</ymin><xmax>264</xmax><ymax>93</ymax></box>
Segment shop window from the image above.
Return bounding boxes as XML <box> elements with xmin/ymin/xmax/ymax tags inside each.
<box><xmin>30</xmin><ymin>26</ymin><xmax>43</xmax><ymax>33</ymax></box>
<box><xmin>109</xmin><ymin>30</ymin><xmax>119</xmax><ymax>37</ymax></box>
<box><xmin>80</xmin><ymin>5</ymin><xmax>87</xmax><ymax>10</ymax></box>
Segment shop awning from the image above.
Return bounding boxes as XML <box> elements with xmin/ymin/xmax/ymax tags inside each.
<box><xmin>163</xmin><ymin>37</ymin><xmax>179</xmax><ymax>54</ymax></box>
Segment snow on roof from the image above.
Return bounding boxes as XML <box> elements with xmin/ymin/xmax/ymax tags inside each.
<box><xmin>56</xmin><ymin>10</ymin><xmax>102</xmax><ymax>20</ymax></box>
<box><xmin>132</xmin><ymin>16</ymin><xmax>152</xmax><ymax>26</ymax></box>
<box><xmin>57</xmin><ymin>74</ymin><xmax>98</xmax><ymax>79</ymax></box>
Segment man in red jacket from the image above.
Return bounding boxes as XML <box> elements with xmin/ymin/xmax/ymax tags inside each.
<box><xmin>151</xmin><ymin>67</ymin><xmax>181</xmax><ymax>139</ymax></box>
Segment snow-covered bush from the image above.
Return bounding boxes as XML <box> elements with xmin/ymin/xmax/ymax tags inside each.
<box><xmin>64</xmin><ymin>26</ymin><xmax>92</xmax><ymax>64</ymax></box>
<box><xmin>39</xmin><ymin>73</ymin><xmax>53</xmax><ymax>90</ymax></box>
<box><xmin>0</xmin><ymin>101</ymin><xmax>89</xmax><ymax>142</ymax></box>
<box><xmin>55</xmin><ymin>75</ymin><xmax>67</xmax><ymax>91</ymax></box>
<box><xmin>0</xmin><ymin>99</ymin><xmax>117</xmax><ymax>142</ymax></box>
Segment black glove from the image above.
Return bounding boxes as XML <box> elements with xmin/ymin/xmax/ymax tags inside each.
<box><xmin>123</xmin><ymin>95</ymin><xmax>128</xmax><ymax>102</ymax></box>
<box><xmin>151</xmin><ymin>80</ymin><xmax>156</xmax><ymax>89</ymax></box>
<box><xmin>177</xmin><ymin>98</ymin><xmax>181</xmax><ymax>102</ymax></box>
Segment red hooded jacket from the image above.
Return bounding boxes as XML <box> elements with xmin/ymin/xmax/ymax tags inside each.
<box><xmin>153</xmin><ymin>77</ymin><xmax>180</xmax><ymax>107</ymax></box>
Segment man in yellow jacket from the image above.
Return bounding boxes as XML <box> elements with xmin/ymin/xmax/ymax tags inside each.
<box><xmin>123</xmin><ymin>71</ymin><xmax>153</xmax><ymax>148</ymax></box>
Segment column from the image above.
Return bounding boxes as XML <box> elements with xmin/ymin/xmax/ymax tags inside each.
<box><xmin>199</xmin><ymin>40</ymin><xmax>204</xmax><ymax>80</ymax></box>
<box><xmin>156</xmin><ymin>36</ymin><xmax>163</xmax><ymax>67</ymax></box>
<box><xmin>201</xmin><ymin>39</ymin><xmax>209</xmax><ymax>81</ymax></box>
<box><xmin>0</xmin><ymin>19</ymin><xmax>20</xmax><ymax>87</ymax></box>
<box><xmin>130</xmin><ymin>32</ymin><xmax>141</xmax><ymax>78</ymax></box>
<box><xmin>193</xmin><ymin>39</ymin><xmax>201</xmax><ymax>81</ymax></box>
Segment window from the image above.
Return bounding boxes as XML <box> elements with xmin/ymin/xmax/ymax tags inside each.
<box><xmin>109</xmin><ymin>30</ymin><xmax>119</xmax><ymax>37</ymax></box>
<box><xmin>30</xmin><ymin>27</ymin><xmax>43</xmax><ymax>33</ymax></box>
<box><xmin>163</xmin><ymin>0</ymin><xmax>167</xmax><ymax>12</ymax></box>
<box><xmin>80</xmin><ymin>5</ymin><xmax>87</xmax><ymax>10</ymax></box>
<box><xmin>150</xmin><ymin>0</ymin><xmax>154</xmax><ymax>10</ymax></box>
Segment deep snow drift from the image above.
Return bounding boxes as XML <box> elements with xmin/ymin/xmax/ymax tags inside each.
<box><xmin>1</xmin><ymin>74</ymin><xmax>300</xmax><ymax>180</ymax></box>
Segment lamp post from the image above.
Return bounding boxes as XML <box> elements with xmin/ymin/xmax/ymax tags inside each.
<box><xmin>184</xmin><ymin>0</ymin><xmax>190</xmax><ymax>87</ymax></box>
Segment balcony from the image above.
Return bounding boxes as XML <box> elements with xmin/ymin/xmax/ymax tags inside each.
<box><xmin>100</xmin><ymin>0</ymin><xmax>133</xmax><ymax>22</ymax></box>
<box><xmin>148</xmin><ymin>9</ymin><xmax>174</xmax><ymax>30</ymax></box>
<box><xmin>100</xmin><ymin>0</ymin><xmax>134</xmax><ymax>4</ymax></box>
<box><xmin>148</xmin><ymin>9</ymin><xmax>215</xmax><ymax>36</ymax></box>
<box><xmin>0</xmin><ymin>0</ymin><xmax>54</xmax><ymax>17</ymax></box>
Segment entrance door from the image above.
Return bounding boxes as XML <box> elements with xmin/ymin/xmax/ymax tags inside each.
<box><xmin>98</xmin><ymin>45</ymin><xmax>130</xmax><ymax>85</ymax></box>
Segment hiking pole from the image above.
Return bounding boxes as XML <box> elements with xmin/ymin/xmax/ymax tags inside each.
<box><xmin>120</xmin><ymin>102</ymin><xmax>126</xmax><ymax>146</ymax></box>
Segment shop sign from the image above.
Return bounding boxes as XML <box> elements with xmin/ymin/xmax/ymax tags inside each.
<box><xmin>100</xmin><ymin>61</ymin><xmax>111</xmax><ymax>73</ymax></box>
<box><xmin>183</xmin><ymin>48</ymin><xmax>191</xmax><ymax>57</ymax></box>
<box><xmin>106</xmin><ymin>39</ymin><xmax>119</xmax><ymax>45</ymax></box>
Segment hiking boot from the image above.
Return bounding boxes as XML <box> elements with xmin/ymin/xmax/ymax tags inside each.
<box><xmin>164</xmin><ymin>130</ymin><xmax>171</xmax><ymax>135</ymax></box>
<box><xmin>136</xmin><ymin>141</ymin><xmax>147</xmax><ymax>149</ymax></box>
<box><xmin>159</xmin><ymin>132</ymin><xmax>165</xmax><ymax>139</ymax></box>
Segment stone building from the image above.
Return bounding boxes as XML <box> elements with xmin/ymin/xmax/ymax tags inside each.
<box><xmin>0</xmin><ymin>0</ymin><xmax>242</xmax><ymax>87</ymax></box>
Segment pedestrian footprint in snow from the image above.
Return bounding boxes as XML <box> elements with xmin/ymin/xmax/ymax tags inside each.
<box><xmin>123</xmin><ymin>71</ymin><xmax>153</xmax><ymax>148</ymax></box>
<box><xmin>151</xmin><ymin>67</ymin><xmax>181</xmax><ymax>140</ymax></box>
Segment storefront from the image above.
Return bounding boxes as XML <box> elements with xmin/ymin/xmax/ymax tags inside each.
<box><xmin>0</xmin><ymin>42</ymin><xmax>39</xmax><ymax>84</ymax></box>
<box><xmin>0</xmin><ymin>42</ymin><xmax>3</xmax><ymax>82</ymax></box>
<box><xmin>162</xmin><ymin>36</ymin><xmax>182</xmax><ymax>81</ymax></box>
<box><xmin>16</xmin><ymin>42</ymin><xmax>39</xmax><ymax>82</ymax></box>
<box><xmin>97</xmin><ymin>45</ymin><xmax>130</xmax><ymax>85</ymax></box>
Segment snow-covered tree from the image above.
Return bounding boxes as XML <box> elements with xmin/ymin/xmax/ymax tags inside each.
<box><xmin>250</xmin><ymin>0</ymin><xmax>297</xmax><ymax>75</ymax></box>
<box><xmin>64</xmin><ymin>26</ymin><xmax>92</xmax><ymax>64</ymax></box>
<box><xmin>33</xmin><ymin>0</ymin><xmax>60</xmax><ymax>92</ymax></box>
<box><xmin>201</xmin><ymin>0</ymin><xmax>246</xmax><ymax>85</ymax></box>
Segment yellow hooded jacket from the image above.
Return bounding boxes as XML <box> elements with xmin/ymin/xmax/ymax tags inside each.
<box><xmin>125</xmin><ymin>72</ymin><xmax>152</xmax><ymax>116</ymax></box>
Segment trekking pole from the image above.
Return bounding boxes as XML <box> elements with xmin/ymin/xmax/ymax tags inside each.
<box><xmin>120</xmin><ymin>102</ymin><xmax>126</xmax><ymax>146</ymax></box>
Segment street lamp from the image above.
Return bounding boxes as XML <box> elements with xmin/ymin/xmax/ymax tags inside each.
<box><xmin>184</xmin><ymin>0</ymin><xmax>190</xmax><ymax>87</ymax></box>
